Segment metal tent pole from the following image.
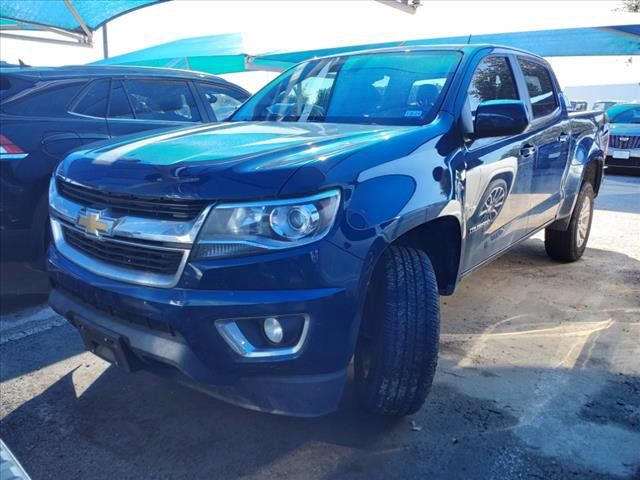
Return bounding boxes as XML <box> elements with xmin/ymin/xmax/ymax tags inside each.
<box><xmin>103</xmin><ymin>23</ymin><xmax>109</xmax><ymax>59</ymax></box>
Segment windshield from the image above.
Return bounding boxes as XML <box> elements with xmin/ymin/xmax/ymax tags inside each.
<box><xmin>231</xmin><ymin>51</ymin><xmax>462</xmax><ymax>126</ymax></box>
<box><xmin>608</xmin><ymin>105</ymin><xmax>640</xmax><ymax>124</ymax></box>
<box><xmin>593</xmin><ymin>101</ymin><xmax>616</xmax><ymax>111</ymax></box>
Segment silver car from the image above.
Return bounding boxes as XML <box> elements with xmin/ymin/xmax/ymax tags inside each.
<box><xmin>606</xmin><ymin>104</ymin><xmax>640</xmax><ymax>172</ymax></box>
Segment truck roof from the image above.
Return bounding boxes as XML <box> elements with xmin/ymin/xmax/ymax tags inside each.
<box><xmin>308</xmin><ymin>43</ymin><xmax>547</xmax><ymax>63</ymax></box>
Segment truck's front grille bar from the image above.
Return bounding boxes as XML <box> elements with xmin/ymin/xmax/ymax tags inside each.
<box><xmin>62</xmin><ymin>226</ymin><xmax>184</xmax><ymax>274</ymax></box>
<box><xmin>57</xmin><ymin>178</ymin><xmax>209</xmax><ymax>221</ymax></box>
<box><xmin>609</xmin><ymin>135</ymin><xmax>640</xmax><ymax>150</ymax></box>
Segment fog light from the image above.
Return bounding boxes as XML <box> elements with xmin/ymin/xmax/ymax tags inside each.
<box><xmin>263</xmin><ymin>317</ymin><xmax>284</xmax><ymax>344</ymax></box>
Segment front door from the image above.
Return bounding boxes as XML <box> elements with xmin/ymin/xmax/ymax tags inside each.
<box><xmin>460</xmin><ymin>55</ymin><xmax>536</xmax><ymax>273</ymax></box>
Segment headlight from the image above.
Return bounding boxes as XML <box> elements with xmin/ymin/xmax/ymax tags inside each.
<box><xmin>192</xmin><ymin>189</ymin><xmax>341</xmax><ymax>259</ymax></box>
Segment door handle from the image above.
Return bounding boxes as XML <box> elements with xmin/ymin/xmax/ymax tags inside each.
<box><xmin>558</xmin><ymin>133</ymin><xmax>570</xmax><ymax>143</ymax></box>
<box><xmin>520</xmin><ymin>145</ymin><xmax>536</xmax><ymax>158</ymax></box>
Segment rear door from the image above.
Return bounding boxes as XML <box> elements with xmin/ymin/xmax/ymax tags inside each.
<box><xmin>514</xmin><ymin>57</ymin><xmax>571</xmax><ymax>229</ymax></box>
<box><xmin>68</xmin><ymin>78</ymin><xmax>111</xmax><ymax>146</ymax></box>
<box><xmin>0</xmin><ymin>77</ymin><xmax>103</xmax><ymax>235</ymax></box>
<box><xmin>0</xmin><ymin>78</ymin><xmax>107</xmax><ymax>176</ymax></box>
<box><xmin>106</xmin><ymin>78</ymin><xmax>203</xmax><ymax>137</ymax></box>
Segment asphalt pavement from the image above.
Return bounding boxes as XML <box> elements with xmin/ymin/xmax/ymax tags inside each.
<box><xmin>1</xmin><ymin>173</ymin><xmax>639</xmax><ymax>480</ymax></box>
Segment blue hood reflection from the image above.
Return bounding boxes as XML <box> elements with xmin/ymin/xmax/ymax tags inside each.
<box><xmin>58</xmin><ymin>121</ymin><xmax>416</xmax><ymax>199</ymax></box>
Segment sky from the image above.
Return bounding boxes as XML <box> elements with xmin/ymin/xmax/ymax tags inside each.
<box><xmin>1</xmin><ymin>0</ymin><xmax>639</xmax><ymax>93</ymax></box>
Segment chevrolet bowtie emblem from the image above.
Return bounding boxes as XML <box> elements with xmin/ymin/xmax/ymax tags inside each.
<box><xmin>77</xmin><ymin>209</ymin><xmax>114</xmax><ymax>237</ymax></box>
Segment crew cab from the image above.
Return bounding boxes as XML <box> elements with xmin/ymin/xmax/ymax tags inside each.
<box><xmin>47</xmin><ymin>45</ymin><xmax>606</xmax><ymax>417</ymax></box>
<box><xmin>0</xmin><ymin>65</ymin><xmax>249</xmax><ymax>263</ymax></box>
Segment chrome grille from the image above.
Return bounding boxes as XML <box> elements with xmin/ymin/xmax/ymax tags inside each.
<box><xmin>609</xmin><ymin>135</ymin><xmax>640</xmax><ymax>150</ymax></box>
<box><xmin>57</xmin><ymin>178</ymin><xmax>208</xmax><ymax>221</ymax></box>
<box><xmin>62</xmin><ymin>226</ymin><xmax>183</xmax><ymax>274</ymax></box>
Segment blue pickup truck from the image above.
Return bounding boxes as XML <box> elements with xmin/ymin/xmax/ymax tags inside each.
<box><xmin>48</xmin><ymin>45</ymin><xmax>606</xmax><ymax>417</ymax></box>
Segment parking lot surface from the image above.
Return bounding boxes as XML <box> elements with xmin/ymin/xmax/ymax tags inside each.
<box><xmin>1</xmin><ymin>174</ymin><xmax>639</xmax><ymax>480</ymax></box>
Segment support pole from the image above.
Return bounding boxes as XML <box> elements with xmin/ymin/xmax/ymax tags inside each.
<box><xmin>103</xmin><ymin>23</ymin><xmax>109</xmax><ymax>59</ymax></box>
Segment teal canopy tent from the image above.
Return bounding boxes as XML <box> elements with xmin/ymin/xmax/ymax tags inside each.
<box><xmin>89</xmin><ymin>24</ymin><xmax>639</xmax><ymax>76</ymax></box>
<box><xmin>248</xmin><ymin>25</ymin><xmax>640</xmax><ymax>71</ymax></box>
<box><xmin>0</xmin><ymin>0</ymin><xmax>166</xmax><ymax>49</ymax></box>
<box><xmin>92</xmin><ymin>33</ymin><xmax>247</xmax><ymax>74</ymax></box>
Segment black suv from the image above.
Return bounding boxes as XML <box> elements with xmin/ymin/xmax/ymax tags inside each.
<box><xmin>0</xmin><ymin>65</ymin><xmax>250</xmax><ymax>262</ymax></box>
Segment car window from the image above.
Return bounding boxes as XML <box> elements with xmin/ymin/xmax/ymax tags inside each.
<box><xmin>197</xmin><ymin>83</ymin><xmax>243</xmax><ymax>121</ymax></box>
<box><xmin>72</xmin><ymin>79</ymin><xmax>109</xmax><ymax>117</ymax></box>
<box><xmin>594</xmin><ymin>101</ymin><xmax>617</xmax><ymax>111</ymax></box>
<box><xmin>1</xmin><ymin>80</ymin><xmax>86</xmax><ymax>117</ymax></box>
<box><xmin>232</xmin><ymin>51</ymin><xmax>462</xmax><ymax>126</ymax></box>
<box><xmin>123</xmin><ymin>79</ymin><xmax>201</xmax><ymax>122</ymax></box>
<box><xmin>108</xmin><ymin>80</ymin><xmax>133</xmax><ymax>118</ymax></box>
<box><xmin>467</xmin><ymin>56</ymin><xmax>519</xmax><ymax>116</ymax></box>
<box><xmin>517</xmin><ymin>58</ymin><xmax>558</xmax><ymax>118</ymax></box>
<box><xmin>0</xmin><ymin>75</ymin><xmax>34</xmax><ymax>101</ymax></box>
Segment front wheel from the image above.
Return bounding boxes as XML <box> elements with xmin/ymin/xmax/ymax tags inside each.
<box><xmin>354</xmin><ymin>246</ymin><xmax>440</xmax><ymax>416</ymax></box>
<box><xmin>545</xmin><ymin>182</ymin><xmax>594</xmax><ymax>262</ymax></box>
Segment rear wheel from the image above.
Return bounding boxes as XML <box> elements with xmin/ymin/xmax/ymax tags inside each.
<box><xmin>354</xmin><ymin>246</ymin><xmax>440</xmax><ymax>416</ymax></box>
<box><xmin>545</xmin><ymin>182</ymin><xmax>594</xmax><ymax>262</ymax></box>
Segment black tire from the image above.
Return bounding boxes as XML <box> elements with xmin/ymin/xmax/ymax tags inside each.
<box><xmin>545</xmin><ymin>182</ymin><xmax>594</xmax><ymax>262</ymax></box>
<box><xmin>354</xmin><ymin>246</ymin><xmax>440</xmax><ymax>416</ymax></box>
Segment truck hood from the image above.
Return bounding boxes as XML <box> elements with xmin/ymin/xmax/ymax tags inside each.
<box><xmin>610</xmin><ymin>123</ymin><xmax>640</xmax><ymax>136</ymax></box>
<box><xmin>59</xmin><ymin>121</ymin><xmax>415</xmax><ymax>200</ymax></box>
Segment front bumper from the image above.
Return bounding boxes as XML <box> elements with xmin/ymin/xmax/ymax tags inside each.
<box><xmin>48</xmin><ymin>241</ymin><xmax>365</xmax><ymax>416</ymax></box>
<box><xmin>606</xmin><ymin>149</ymin><xmax>640</xmax><ymax>169</ymax></box>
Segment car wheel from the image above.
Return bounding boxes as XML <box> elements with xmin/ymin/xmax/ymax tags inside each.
<box><xmin>354</xmin><ymin>245</ymin><xmax>440</xmax><ymax>416</ymax></box>
<box><xmin>545</xmin><ymin>182</ymin><xmax>594</xmax><ymax>262</ymax></box>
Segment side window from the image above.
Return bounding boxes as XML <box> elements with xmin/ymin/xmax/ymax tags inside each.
<box><xmin>517</xmin><ymin>58</ymin><xmax>558</xmax><ymax>118</ymax></box>
<box><xmin>123</xmin><ymin>79</ymin><xmax>201</xmax><ymax>122</ymax></box>
<box><xmin>1</xmin><ymin>80</ymin><xmax>86</xmax><ymax>117</ymax></box>
<box><xmin>467</xmin><ymin>56</ymin><xmax>519</xmax><ymax>116</ymax></box>
<box><xmin>198</xmin><ymin>83</ymin><xmax>243</xmax><ymax>120</ymax></box>
<box><xmin>108</xmin><ymin>80</ymin><xmax>133</xmax><ymax>119</ymax></box>
<box><xmin>72</xmin><ymin>79</ymin><xmax>109</xmax><ymax>117</ymax></box>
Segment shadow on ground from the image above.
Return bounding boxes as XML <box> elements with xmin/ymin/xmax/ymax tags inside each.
<box><xmin>595</xmin><ymin>173</ymin><xmax>640</xmax><ymax>215</ymax></box>
<box><xmin>1</xmin><ymin>237</ymin><xmax>639</xmax><ymax>480</ymax></box>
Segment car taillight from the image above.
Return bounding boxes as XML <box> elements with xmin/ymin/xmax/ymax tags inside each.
<box><xmin>0</xmin><ymin>134</ymin><xmax>26</xmax><ymax>157</ymax></box>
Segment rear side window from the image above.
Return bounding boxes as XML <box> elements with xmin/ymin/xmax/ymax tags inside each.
<box><xmin>108</xmin><ymin>80</ymin><xmax>133</xmax><ymax>118</ymax></box>
<box><xmin>517</xmin><ymin>58</ymin><xmax>558</xmax><ymax>118</ymax></box>
<box><xmin>197</xmin><ymin>82</ymin><xmax>244</xmax><ymax>120</ymax></box>
<box><xmin>124</xmin><ymin>79</ymin><xmax>201</xmax><ymax>122</ymax></box>
<box><xmin>72</xmin><ymin>79</ymin><xmax>109</xmax><ymax>117</ymax></box>
<box><xmin>1</xmin><ymin>80</ymin><xmax>86</xmax><ymax>117</ymax></box>
<box><xmin>0</xmin><ymin>75</ymin><xmax>34</xmax><ymax>101</ymax></box>
<box><xmin>467</xmin><ymin>56</ymin><xmax>519</xmax><ymax>115</ymax></box>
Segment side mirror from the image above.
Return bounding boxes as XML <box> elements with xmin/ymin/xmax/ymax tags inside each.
<box><xmin>474</xmin><ymin>100</ymin><xmax>529</xmax><ymax>138</ymax></box>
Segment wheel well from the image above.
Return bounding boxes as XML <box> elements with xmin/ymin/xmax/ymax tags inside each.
<box><xmin>493</xmin><ymin>172</ymin><xmax>513</xmax><ymax>191</ymax></box>
<box><xmin>390</xmin><ymin>216</ymin><xmax>461</xmax><ymax>295</ymax></box>
<box><xmin>583</xmin><ymin>159</ymin><xmax>602</xmax><ymax>196</ymax></box>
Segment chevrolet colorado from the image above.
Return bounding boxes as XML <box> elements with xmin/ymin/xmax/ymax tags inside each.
<box><xmin>48</xmin><ymin>45</ymin><xmax>606</xmax><ymax>417</ymax></box>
